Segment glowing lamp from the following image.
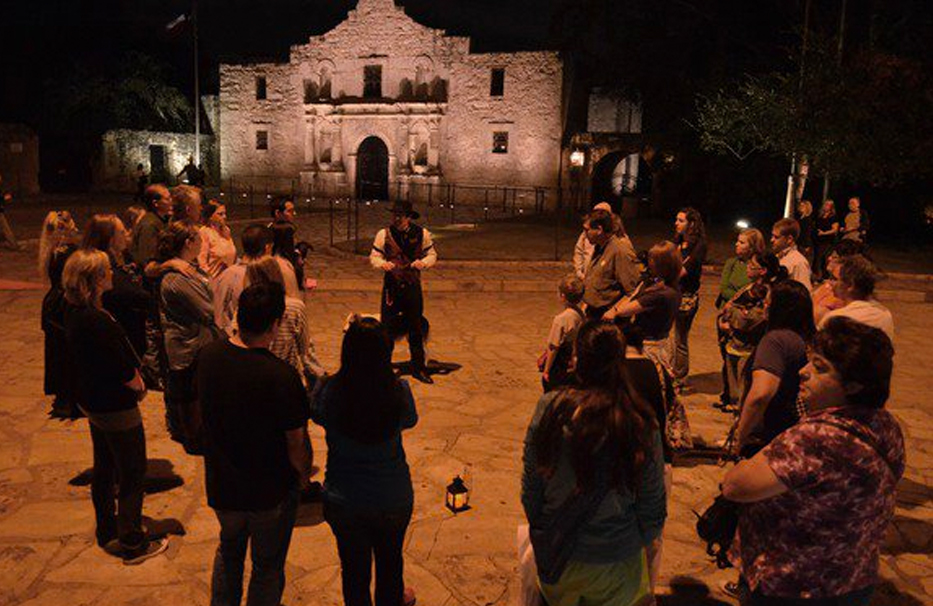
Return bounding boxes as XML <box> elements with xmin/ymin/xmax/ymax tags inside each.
<box><xmin>736</xmin><ymin>219</ymin><xmax>750</xmax><ymax>229</ymax></box>
<box><xmin>570</xmin><ymin>149</ymin><xmax>585</xmax><ymax>167</ymax></box>
<box><xmin>445</xmin><ymin>476</ymin><xmax>470</xmax><ymax>513</ymax></box>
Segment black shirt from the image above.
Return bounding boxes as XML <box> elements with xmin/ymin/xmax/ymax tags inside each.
<box><xmin>797</xmin><ymin>214</ymin><xmax>814</xmax><ymax>249</ymax></box>
<box><xmin>749</xmin><ymin>329</ymin><xmax>808</xmax><ymax>446</ymax></box>
<box><xmin>633</xmin><ymin>282</ymin><xmax>680</xmax><ymax>341</ymax></box>
<box><xmin>103</xmin><ymin>258</ymin><xmax>150</xmax><ymax>358</ymax></box>
<box><xmin>197</xmin><ymin>339</ymin><xmax>309</xmax><ymax>511</ymax></box>
<box><xmin>815</xmin><ymin>213</ymin><xmax>838</xmax><ymax>243</ymax></box>
<box><xmin>64</xmin><ymin>305</ymin><xmax>139</xmax><ymax>413</ymax></box>
<box><xmin>678</xmin><ymin>237</ymin><xmax>707</xmax><ymax>295</ymax></box>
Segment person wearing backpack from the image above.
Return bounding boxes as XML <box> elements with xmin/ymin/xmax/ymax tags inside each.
<box><xmin>538</xmin><ymin>274</ymin><xmax>585</xmax><ymax>392</ymax></box>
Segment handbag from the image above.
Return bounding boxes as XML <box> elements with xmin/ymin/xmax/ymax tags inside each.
<box><xmin>694</xmin><ymin>494</ymin><xmax>739</xmax><ymax>569</ymax></box>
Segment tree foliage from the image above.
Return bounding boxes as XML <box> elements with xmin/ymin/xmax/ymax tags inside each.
<box><xmin>696</xmin><ymin>39</ymin><xmax>933</xmax><ymax>185</ymax></box>
<box><xmin>43</xmin><ymin>52</ymin><xmax>192</xmax><ymax>136</ymax></box>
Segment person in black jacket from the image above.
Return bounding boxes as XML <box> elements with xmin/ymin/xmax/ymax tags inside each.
<box><xmin>62</xmin><ymin>248</ymin><xmax>168</xmax><ymax>564</ymax></box>
<box><xmin>83</xmin><ymin>214</ymin><xmax>151</xmax><ymax>358</ymax></box>
<box><xmin>672</xmin><ymin>207</ymin><xmax>708</xmax><ymax>391</ymax></box>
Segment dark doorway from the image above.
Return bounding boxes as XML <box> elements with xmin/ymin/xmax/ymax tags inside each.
<box><xmin>590</xmin><ymin>151</ymin><xmax>628</xmax><ymax>213</ymax></box>
<box><xmin>149</xmin><ymin>145</ymin><xmax>167</xmax><ymax>183</ymax></box>
<box><xmin>356</xmin><ymin>136</ymin><xmax>389</xmax><ymax>201</ymax></box>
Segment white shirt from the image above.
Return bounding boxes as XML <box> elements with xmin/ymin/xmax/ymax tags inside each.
<box><xmin>778</xmin><ymin>246</ymin><xmax>812</xmax><ymax>291</ymax></box>
<box><xmin>370</xmin><ymin>226</ymin><xmax>437</xmax><ymax>270</ymax></box>
<box><xmin>820</xmin><ymin>299</ymin><xmax>895</xmax><ymax>343</ymax></box>
<box><xmin>573</xmin><ymin>231</ymin><xmax>594</xmax><ymax>280</ymax></box>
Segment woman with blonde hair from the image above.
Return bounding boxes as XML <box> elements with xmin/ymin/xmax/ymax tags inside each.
<box><xmin>40</xmin><ymin>210</ymin><xmax>80</xmax><ymax>418</ymax></box>
<box><xmin>198</xmin><ymin>200</ymin><xmax>237</xmax><ymax>278</ymax></box>
<box><xmin>246</xmin><ymin>256</ymin><xmax>324</xmax><ymax>386</ymax></box>
<box><xmin>38</xmin><ymin>210</ymin><xmax>78</xmax><ymax>282</ymax></box>
<box><xmin>62</xmin><ymin>248</ymin><xmax>168</xmax><ymax>564</ymax></box>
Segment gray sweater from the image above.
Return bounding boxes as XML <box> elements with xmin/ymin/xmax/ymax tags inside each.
<box><xmin>160</xmin><ymin>266</ymin><xmax>222</xmax><ymax>370</ymax></box>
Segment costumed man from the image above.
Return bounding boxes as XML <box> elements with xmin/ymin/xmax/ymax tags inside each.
<box><xmin>370</xmin><ymin>201</ymin><xmax>437</xmax><ymax>384</ymax></box>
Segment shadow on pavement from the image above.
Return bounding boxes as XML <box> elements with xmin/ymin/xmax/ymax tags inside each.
<box><xmin>690</xmin><ymin>371</ymin><xmax>723</xmax><ymax>396</ymax></box>
<box><xmin>295</xmin><ymin>501</ymin><xmax>325</xmax><ymax>528</ymax></box>
<box><xmin>658</xmin><ymin>576</ymin><xmax>733</xmax><ymax>605</ymax></box>
<box><xmin>897</xmin><ymin>476</ymin><xmax>933</xmax><ymax>510</ymax></box>
<box><xmin>871</xmin><ymin>581</ymin><xmax>926</xmax><ymax>605</ymax></box>
<box><xmin>884</xmin><ymin>515</ymin><xmax>933</xmax><ymax>556</ymax></box>
<box><xmin>392</xmin><ymin>359</ymin><xmax>463</xmax><ymax>379</ymax></box>
<box><xmin>68</xmin><ymin>458</ymin><xmax>185</xmax><ymax>494</ymax></box>
<box><xmin>143</xmin><ymin>515</ymin><xmax>186</xmax><ymax>538</ymax></box>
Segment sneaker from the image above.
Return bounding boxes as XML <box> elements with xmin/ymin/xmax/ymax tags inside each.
<box><xmin>721</xmin><ymin>579</ymin><xmax>741</xmax><ymax>599</ymax></box>
<box><xmin>122</xmin><ymin>537</ymin><xmax>169</xmax><ymax>566</ymax></box>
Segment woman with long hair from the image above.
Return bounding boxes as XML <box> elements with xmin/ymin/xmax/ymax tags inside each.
<box><xmin>717</xmin><ymin>252</ymin><xmax>787</xmax><ymax>413</ymax></box>
<box><xmin>604</xmin><ymin>240</ymin><xmax>682</xmax><ymax>372</ymax></box>
<box><xmin>522</xmin><ymin>321</ymin><xmax>666</xmax><ymax>606</ymax></box>
<box><xmin>795</xmin><ymin>200</ymin><xmax>815</xmax><ymax>264</ymax></box>
<box><xmin>671</xmin><ymin>207</ymin><xmax>707</xmax><ymax>391</ymax></box>
<box><xmin>813</xmin><ymin>199</ymin><xmax>839</xmax><ymax>280</ymax></box>
<box><xmin>715</xmin><ymin>228</ymin><xmax>766</xmax><ymax>408</ymax></box>
<box><xmin>198</xmin><ymin>200</ymin><xmax>237</xmax><ymax>279</ymax></box>
<box><xmin>40</xmin><ymin>210</ymin><xmax>81</xmax><ymax>418</ymax></box>
<box><xmin>724</xmin><ymin>318</ymin><xmax>903</xmax><ymax>605</ymax></box>
<box><xmin>38</xmin><ymin>210</ymin><xmax>78</xmax><ymax>283</ymax></box>
<box><xmin>83</xmin><ymin>214</ymin><xmax>150</xmax><ymax>358</ymax></box>
<box><xmin>158</xmin><ymin>221</ymin><xmax>221</xmax><ymax>453</ymax></box>
<box><xmin>245</xmin><ymin>257</ymin><xmax>324</xmax><ymax>385</ymax></box>
<box><xmin>311</xmin><ymin>316</ymin><xmax>418</xmax><ymax>606</ymax></box>
<box><xmin>62</xmin><ymin>249</ymin><xmax>168</xmax><ymax>563</ymax></box>
<box><xmin>733</xmin><ymin>280</ymin><xmax>814</xmax><ymax>456</ymax></box>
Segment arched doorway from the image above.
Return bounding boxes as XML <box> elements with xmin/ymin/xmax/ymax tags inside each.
<box><xmin>590</xmin><ymin>151</ymin><xmax>640</xmax><ymax>213</ymax></box>
<box><xmin>356</xmin><ymin>136</ymin><xmax>389</xmax><ymax>201</ymax></box>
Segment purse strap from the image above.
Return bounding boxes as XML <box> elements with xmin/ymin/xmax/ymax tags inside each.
<box><xmin>808</xmin><ymin>416</ymin><xmax>897</xmax><ymax>477</ymax></box>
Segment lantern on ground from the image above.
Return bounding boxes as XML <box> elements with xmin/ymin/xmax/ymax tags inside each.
<box><xmin>445</xmin><ymin>475</ymin><xmax>470</xmax><ymax>513</ymax></box>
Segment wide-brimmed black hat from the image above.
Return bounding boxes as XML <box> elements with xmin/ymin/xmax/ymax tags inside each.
<box><xmin>387</xmin><ymin>200</ymin><xmax>420</xmax><ymax>219</ymax></box>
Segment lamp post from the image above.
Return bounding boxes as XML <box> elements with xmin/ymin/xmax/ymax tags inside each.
<box><xmin>193</xmin><ymin>0</ymin><xmax>200</xmax><ymax>165</ymax></box>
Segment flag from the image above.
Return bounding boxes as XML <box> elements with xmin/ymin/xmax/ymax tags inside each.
<box><xmin>165</xmin><ymin>13</ymin><xmax>188</xmax><ymax>32</ymax></box>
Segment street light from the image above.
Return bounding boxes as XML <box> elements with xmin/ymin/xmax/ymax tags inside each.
<box><xmin>570</xmin><ymin>149</ymin><xmax>585</xmax><ymax>168</ymax></box>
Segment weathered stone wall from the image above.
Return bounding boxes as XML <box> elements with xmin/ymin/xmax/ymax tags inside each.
<box><xmin>218</xmin><ymin>0</ymin><xmax>564</xmax><ymax>201</ymax></box>
<box><xmin>445</xmin><ymin>51</ymin><xmax>563</xmax><ymax>191</ymax></box>
<box><xmin>219</xmin><ymin>61</ymin><xmax>302</xmax><ymax>185</ymax></box>
<box><xmin>96</xmin><ymin>129</ymin><xmax>217</xmax><ymax>191</ymax></box>
<box><xmin>0</xmin><ymin>124</ymin><xmax>39</xmax><ymax>195</ymax></box>
<box><xmin>587</xmin><ymin>92</ymin><xmax>642</xmax><ymax>134</ymax></box>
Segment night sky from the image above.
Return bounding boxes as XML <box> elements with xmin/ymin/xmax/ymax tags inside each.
<box><xmin>0</xmin><ymin>0</ymin><xmax>557</xmax><ymax>126</ymax></box>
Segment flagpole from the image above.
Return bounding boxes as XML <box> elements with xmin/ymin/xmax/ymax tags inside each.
<box><xmin>193</xmin><ymin>0</ymin><xmax>200</xmax><ymax>165</ymax></box>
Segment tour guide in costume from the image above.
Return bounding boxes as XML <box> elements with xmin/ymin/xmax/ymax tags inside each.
<box><xmin>370</xmin><ymin>201</ymin><xmax>437</xmax><ymax>384</ymax></box>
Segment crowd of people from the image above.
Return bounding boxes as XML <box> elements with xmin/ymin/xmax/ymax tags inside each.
<box><xmin>33</xmin><ymin>182</ymin><xmax>904</xmax><ymax>606</ymax></box>
<box><xmin>526</xmin><ymin>198</ymin><xmax>899</xmax><ymax>606</ymax></box>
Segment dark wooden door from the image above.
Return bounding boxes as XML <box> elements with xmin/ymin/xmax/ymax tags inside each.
<box><xmin>356</xmin><ymin>136</ymin><xmax>389</xmax><ymax>201</ymax></box>
<box><xmin>149</xmin><ymin>145</ymin><xmax>167</xmax><ymax>182</ymax></box>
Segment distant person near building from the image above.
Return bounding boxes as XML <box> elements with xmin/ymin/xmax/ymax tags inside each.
<box><xmin>0</xmin><ymin>173</ymin><xmax>23</xmax><ymax>250</ymax></box>
<box><xmin>134</xmin><ymin>163</ymin><xmax>148</xmax><ymax>203</ymax></box>
<box><xmin>176</xmin><ymin>156</ymin><xmax>200</xmax><ymax>186</ymax></box>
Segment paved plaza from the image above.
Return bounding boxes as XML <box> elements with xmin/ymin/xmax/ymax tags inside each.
<box><xmin>0</xmin><ymin>245</ymin><xmax>931</xmax><ymax>606</ymax></box>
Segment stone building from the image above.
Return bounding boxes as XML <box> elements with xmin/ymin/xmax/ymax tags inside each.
<box><xmin>219</xmin><ymin>0</ymin><xmax>563</xmax><ymax>203</ymax></box>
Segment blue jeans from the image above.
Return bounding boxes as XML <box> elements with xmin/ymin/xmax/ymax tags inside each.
<box><xmin>211</xmin><ymin>490</ymin><xmax>299</xmax><ymax>606</ymax></box>
<box><xmin>672</xmin><ymin>299</ymin><xmax>699</xmax><ymax>384</ymax></box>
<box><xmin>324</xmin><ymin>501</ymin><xmax>412</xmax><ymax>606</ymax></box>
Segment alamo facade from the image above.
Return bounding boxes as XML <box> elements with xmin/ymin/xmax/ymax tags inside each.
<box><xmin>218</xmin><ymin>0</ymin><xmax>563</xmax><ymax>203</ymax></box>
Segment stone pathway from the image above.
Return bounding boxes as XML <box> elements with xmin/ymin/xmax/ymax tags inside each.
<box><xmin>0</xmin><ymin>249</ymin><xmax>930</xmax><ymax>606</ymax></box>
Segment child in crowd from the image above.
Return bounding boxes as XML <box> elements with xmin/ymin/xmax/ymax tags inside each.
<box><xmin>538</xmin><ymin>274</ymin><xmax>585</xmax><ymax>391</ymax></box>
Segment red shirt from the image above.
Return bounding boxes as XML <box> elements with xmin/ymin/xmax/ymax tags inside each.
<box><xmin>739</xmin><ymin>407</ymin><xmax>905</xmax><ymax>598</ymax></box>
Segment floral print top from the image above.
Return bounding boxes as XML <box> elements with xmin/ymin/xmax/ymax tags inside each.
<box><xmin>739</xmin><ymin>406</ymin><xmax>905</xmax><ymax>598</ymax></box>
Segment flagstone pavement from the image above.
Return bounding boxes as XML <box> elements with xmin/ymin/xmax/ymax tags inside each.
<box><xmin>0</xmin><ymin>248</ymin><xmax>931</xmax><ymax>606</ymax></box>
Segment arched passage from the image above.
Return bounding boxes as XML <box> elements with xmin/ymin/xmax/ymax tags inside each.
<box><xmin>356</xmin><ymin>136</ymin><xmax>389</xmax><ymax>201</ymax></box>
<box><xmin>590</xmin><ymin>151</ymin><xmax>639</xmax><ymax>213</ymax></box>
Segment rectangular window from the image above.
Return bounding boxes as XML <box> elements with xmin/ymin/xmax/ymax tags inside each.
<box><xmin>492</xmin><ymin>131</ymin><xmax>509</xmax><ymax>154</ymax></box>
<box><xmin>490</xmin><ymin>68</ymin><xmax>505</xmax><ymax>97</ymax></box>
<box><xmin>364</xmin><ymin>65</ymin><xmax>382</xmax><ymax>98</ymax></box>
<box><xmin>256</xmin><ymin>76</ymin><xmax>267</xmax><ymax>100</ymax></box>
<box><xmin>256</xmin><ymin>130</ymin><xmax>269</xmax><ymax>151</ymax></box>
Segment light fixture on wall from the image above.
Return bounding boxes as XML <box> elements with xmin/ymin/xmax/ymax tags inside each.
<box><xmin>570</xmin><ymin>149</ymin><xmax>586</xmax><ymax>168</ymax></box>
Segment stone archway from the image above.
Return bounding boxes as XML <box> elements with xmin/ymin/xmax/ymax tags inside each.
<box><xmin>356</xmin><ymin>136</ymin><xmax>389</xmax><ymax>201</ymax></box>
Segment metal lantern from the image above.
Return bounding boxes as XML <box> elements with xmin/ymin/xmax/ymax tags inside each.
<box><xmin>445</xmin><ymin>475</ymin><xmax>470</xmax><ymax>513</ymax></box>
<box><xmin>570</xmin><ymin>149</ymin><xmax>586</xmax><ymax>168</ymax></box>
